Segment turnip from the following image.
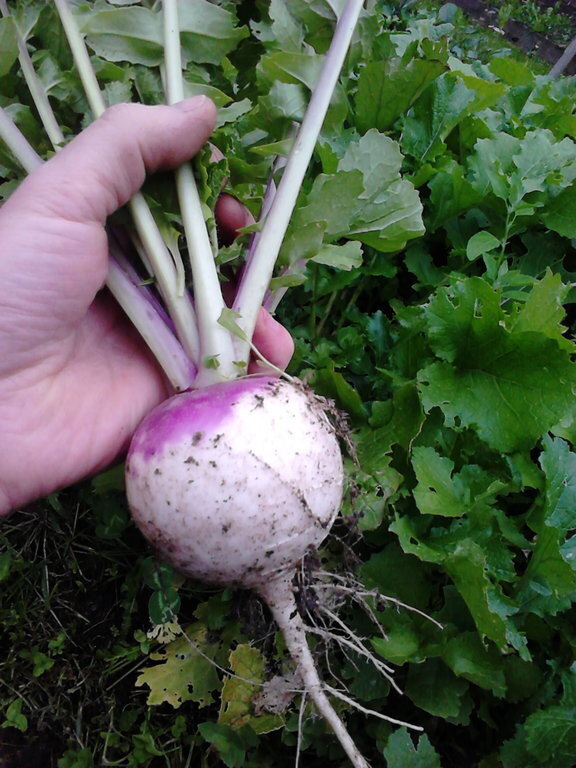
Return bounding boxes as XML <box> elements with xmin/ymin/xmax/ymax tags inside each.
<box><xmin>126</xmin><ymin>375</ymin><xmax>367</xmax><ymax>759</ymax></box>
<box><xmin>126</xmin><ymin>376</ymin><xmax>343</xmax><ymax>589</ymax></box>
<box><xmin>125</xmin><ymin>376</ymin><xmax>375</xmax><ymax>766</ymax></box>
<box><xmin>0</xmin><ymin>0</ymin><xmax>392</xmax><ymax>765</ymax></box>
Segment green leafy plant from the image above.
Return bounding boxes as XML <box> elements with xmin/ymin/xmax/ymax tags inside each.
<box><xmin>496</xmin><ymin>0</ymin><xmax>574</xmax><ymax>45</ymax></box>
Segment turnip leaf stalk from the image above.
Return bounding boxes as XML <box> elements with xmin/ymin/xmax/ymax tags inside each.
<box><xmin>162</xmin><ymin>0</ymin><xmax>236</xmax><ymax>384</ymax></box>
<box><xmin>0</xmin><ymin>105</ymin><xmax>42</xmax><ymax>172</ymax></box>
<box><xmin>231</xmin><ymin>0</ymin><xmax>366</xmax><ymax>366</ymax></box>
<box><xmin>0</xmin><ymin>0</ymin><xmax>64</xmax><ymax>149</ymax></box>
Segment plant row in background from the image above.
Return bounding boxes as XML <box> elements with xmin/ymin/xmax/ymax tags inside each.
<box><xmin>493</xmin><ymin>0</ymin><xmax>576</xmax><ymax>47</ymax></box>
<box><xmin>0</xmin><ymin>1</ymin><xmax>575</xmax><ymax>767</ymax></box>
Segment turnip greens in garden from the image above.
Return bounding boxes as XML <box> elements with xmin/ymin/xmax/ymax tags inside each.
<box><xmin>1</xmin><ymin>1</ymin><xmax>576</xmax><ymax>767</ymax></box>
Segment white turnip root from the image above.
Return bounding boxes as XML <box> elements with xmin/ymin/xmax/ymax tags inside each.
<box><xmin>126</xmin><ymin>375</ymin><xmax>370</xmax><ymax>767</ymax></box>
<box><xmin>125</xmin><ymin>376</ymin><xmax>343</xmax><ymax>587</ymax></box>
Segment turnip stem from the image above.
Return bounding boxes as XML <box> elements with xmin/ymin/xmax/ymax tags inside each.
<box><xmin>128</xmin><ymin>193</ymin><xmax>201</xmax><ymax>362</ymax></box>
<box><xmin>53</xmin><ymin>0</ymin><xmax>201</xmax><ymax>365</ymax></box>
<box><xmin>0</xmin><ymin>107</ymin><xmax>194</xmax><ymax>390</ymax></box>
<box><xmin>110</xmin><ymin>229</ymin><xmax>173</xmax><ymax>330</ymax></box>
<box><xmin>243</xmin><ymin>146</ymin><xmax>288</xmax><ymax>276</ymax></box>
<box><xmin>0</xmin><ymin>0</ymin><xmax>65</xmax><ymax>149</ymax></box>
<box><xmin>107</xmin><ymin>254</ymin><xmax>196</xmax><ymax>391</ymax></box>
<box><xmin>247</xmin><ymin>128</ymin><xmax>293</xmax><ymax>313</ymax></box>
<box><xmin>53</xmin><ymin>0</ymin><xmax>105</xmax><ymax>117</ymax></box>
<box><xmin>232</xmin><ymin>0</ymin><xmax>365</xmax><ymax>365</ymax></box>
<box><xmin>162</xmin><ymin>0</ymin><xmax>236</xmax><ymax>383</ymax></box>
<box><xmin>258</xmin><ymin>575</ymin><xmax>371</xmax><ymax>768</ymax></box>
<box><xmin>0</xmin><ymin>106</ymin><xmax>42</xmax><ymax>173</ymax></box>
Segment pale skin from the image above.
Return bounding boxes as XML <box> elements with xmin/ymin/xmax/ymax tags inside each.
<box><xmin>0</xmin><ymin>96</ymin><xmax>293</xmax><ymax>516</ymax></box>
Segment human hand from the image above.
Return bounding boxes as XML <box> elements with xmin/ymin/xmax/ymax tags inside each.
<box><xmin>0</xmin><ymin>97</ymin><xmax>293</xmax><ymax>515</ymax></box>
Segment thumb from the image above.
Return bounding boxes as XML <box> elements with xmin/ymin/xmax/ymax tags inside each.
<box><xmin>5</xmin><ymin>96</ymin><xmax>217</xmax><ymax>224</ymax></box>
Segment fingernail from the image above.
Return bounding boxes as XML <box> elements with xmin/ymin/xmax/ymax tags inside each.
<box><xmin>172</xmin><ymin>95</ymin><xmax>212</xmax><ymax>113</ymax></box>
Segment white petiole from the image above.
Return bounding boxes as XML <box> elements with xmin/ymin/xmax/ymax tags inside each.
<box><xmin>0</xmin><ymin>0</ymin><xmax>65</xmax><ymax>149</ymax></box>
<box><xmin>162</xmin><ymin>0</ymin><xmax>236</xmax><ymax>384</ymax></box>
<box><xmin>0</xmin><ymin>106</ymin><xmax>42</xmax><ymax>172</ymax></box>
<box><xmin>231</xmin><ymin>0</ymin><xmax>366</xmax><ymax>366</ymax></box>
